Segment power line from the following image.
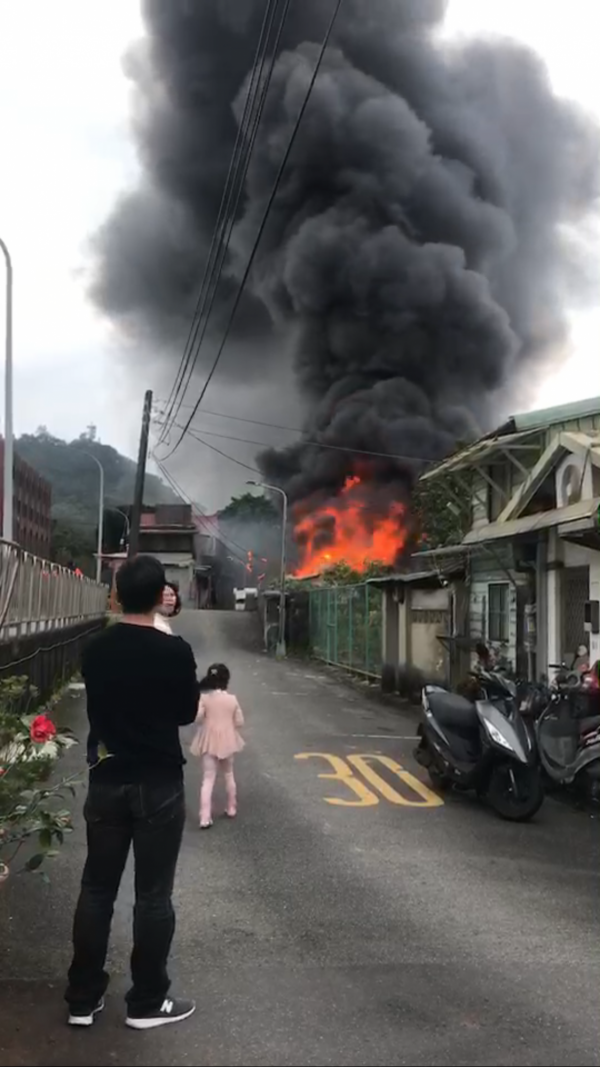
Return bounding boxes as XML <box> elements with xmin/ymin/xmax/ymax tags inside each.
<box><xmin>157</xmin><ymin>417</ymin><xmax>437</xmax><ymax>466</ymax></box>
<box><xmin>154</xmin><ymin>402</ymin><xmax>443</xmax><ymax>467</ymax></box>
<box><xmin>160</xmin><ymin>0</ymin><xmax>345</xmax><ymax>461</ymax></box>
<box><xmin>158</xmin><ymin>0</ymin><xmax>280</xmax><ymax>442</ymax></box>
<box><xmin>155</xmin><ymin>457</ymin><xmax>246</xmax><ymax>560</ymax></box>
<box><xmin>187</xmin><ymin>433</ymin><xmax>263</xmax><ymax>475</ymax></box>
<box><xmin>155</xmin><ymin>402</ymin><xmax>315</xmax><ymax>437</ymax></box>
<box><xmin>159</xmin><ymin>0</ymin><xmax>293</xmax><ymax>445</ymax></box>
<box><xmin>152</xmin><ymin>454</ymin><xmax>254</xmax><ymax>564</ymax></box>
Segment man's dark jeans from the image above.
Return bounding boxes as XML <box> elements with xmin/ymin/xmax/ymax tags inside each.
<box><xmin>66</xmin><ymin>776</ymin><xmax>185</xmax><ymax>1016</ymax></box>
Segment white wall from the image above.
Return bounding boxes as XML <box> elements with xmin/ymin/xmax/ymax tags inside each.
<box><xmin>545</xmin><ymin>531</ymin><xmax>599</xmax><ymax>667</ymax></box>
<box><xmin>407</xmin><ymin>586</ymin><xmax>451</xmax><ymax>680</ymax></box>
<box><xmin>411</xmin><ymin>588</ymin><xmax>450</xmax><ymax>611</ymax></box>
<box><xmin>546</xmin><ymin>531</ymin><xmax>562</xmax><ymax>668</ymax></box>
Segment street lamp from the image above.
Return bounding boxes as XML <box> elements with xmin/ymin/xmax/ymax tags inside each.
<box><xmin>247</xmin><ymin>480</ymin><xmax>288</xmax><ymax>658</ymax></box>
<box><xmin>80</xmin><ymin>451</ymin><xmax>104</xmax><ymax>584</ymax></box>
<box><xmin>0</xmin><ymin>238</ymin><xmax>13</xmax><ymax>543</ymax></box>
<box><xmin>107</xmin><ymin>506</ymin><xmax>131</xmax><ymax>549</ymax></box>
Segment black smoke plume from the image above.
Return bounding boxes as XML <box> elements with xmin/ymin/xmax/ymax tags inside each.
<box><xmin>91</xmin><ymin>0</ymin><xmax>599</xmax><ymax>508</ymax></box>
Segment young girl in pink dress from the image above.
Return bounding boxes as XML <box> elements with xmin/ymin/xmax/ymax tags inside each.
<box><xmin>190</xmin><ymin>663</ymin><xmax>245</xmax><ymax>829</ymax></box>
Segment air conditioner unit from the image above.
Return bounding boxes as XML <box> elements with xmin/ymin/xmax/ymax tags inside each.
<box><xmin>556</xmin><ymin>453</ymin><xmax>600</xmax><ymax>508</ymax></box>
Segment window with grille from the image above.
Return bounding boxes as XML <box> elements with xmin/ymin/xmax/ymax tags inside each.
<box><xmin>488</xmin><ymin>583</ymin><xmax>509</xmax><ymax>642</ymax></box>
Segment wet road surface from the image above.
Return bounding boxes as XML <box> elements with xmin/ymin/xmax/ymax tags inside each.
<box><xmin>1</xmin><ymin>611</ymin><xmax>599</xmax><ymax>1066</ymax></box>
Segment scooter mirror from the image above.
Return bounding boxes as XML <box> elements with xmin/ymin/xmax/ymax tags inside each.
<box><xmin>577</xmin><ymin>644</ymin><xmax>588</xmax><ymax>658</ymax></box>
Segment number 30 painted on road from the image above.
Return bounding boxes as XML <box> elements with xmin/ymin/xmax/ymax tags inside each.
<box><xmin>295</xmin><ymin>753</ymin><xmax>378</xmax><ymax>807</ymax></box>
<box><xmin>295</xmin><ymin>753</ymin><xmax>443</xmax><ymax>808</ymax></box>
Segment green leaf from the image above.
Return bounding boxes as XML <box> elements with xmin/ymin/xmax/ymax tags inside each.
<box><xmin>38</xmin><ymin>828</ymin><xmax>53</xmax><ymax>851</ymax></box>
<box><xmin>25</xmin><ymin>853</ymin><xmax>45</xmax><ymax>871</ymax></box>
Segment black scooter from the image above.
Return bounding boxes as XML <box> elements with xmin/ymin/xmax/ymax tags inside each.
<box><xmin>415</xmin><ymin>663</ymin><xmax>544</xmax><ymax>821</ymax></box>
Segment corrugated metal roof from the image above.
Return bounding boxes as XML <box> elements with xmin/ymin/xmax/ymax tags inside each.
<box><xmin>512</xmin><ymin>396</ymin><xmax>600</xmax><ymax>432</ymax></box>
<box><xmin>367</xmin><ymin>565</ymin><xmax>464</xmax><ymax>588</ymax></box>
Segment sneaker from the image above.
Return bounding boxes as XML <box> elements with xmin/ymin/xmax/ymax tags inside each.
<box><xmin>126</xmin><ymin>997</ymin><xmax>196</xmax><ymax>1031</ymax></box>
<box><xmin>68</xmin><ymin>998</ymin><xmax>105</xmax><ymax>1027</ymax></box>
<box><xmin>200</xmin><ymin>819</ymin><xmax>213</xmax><ymax>830</ymax></box>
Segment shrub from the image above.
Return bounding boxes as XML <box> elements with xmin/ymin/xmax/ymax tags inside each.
<box><xmin>0</xmin><ymin>677</ymin><xmax>79</xmax><ymax>885</ymax></box>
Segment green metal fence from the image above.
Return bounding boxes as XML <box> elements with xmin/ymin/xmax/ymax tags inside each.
<box><xmin>308</xmin><ymin>583</ymin><xmax>383</xmax><ymax>678</ymax></box>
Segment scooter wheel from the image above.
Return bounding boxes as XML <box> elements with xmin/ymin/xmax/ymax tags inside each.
<box><xmin>487</xmin><ymin>763</ymin><xmax>544</xmax><ymax>822</ymax></box>
<box><xmin>427</xmin><ymin>765</ymin><xmax>450</xmax><ymax>792</ymax></box>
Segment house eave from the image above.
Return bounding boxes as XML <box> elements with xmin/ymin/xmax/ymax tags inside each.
<box><xmin>462</xmin><ymin>497</ymin><xmax>600</xmax><ymax>547</ymax></box>
<box><xmin>419</xmin><ymin>429</ymin><xmax>541</xmax><ymax>484</ymax></box>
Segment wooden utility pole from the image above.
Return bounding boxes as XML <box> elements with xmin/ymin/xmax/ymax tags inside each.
<box><xmin>128</xmin><ymin>390</ymin><xmax>153</xmax><ymax>558</ymax></box>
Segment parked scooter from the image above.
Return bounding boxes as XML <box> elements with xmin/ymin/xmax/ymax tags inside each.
<box><xmin>533</xmin><ymin>649</ymin><xmax>600</xmax><ymax>802</ymax></box>
<box><xmin>415</xmin><ymin>653</ymin><xmax>544</xmax><ymax>821</ymax></box>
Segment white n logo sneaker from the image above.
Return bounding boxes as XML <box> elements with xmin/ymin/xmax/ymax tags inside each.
<box><xmin>127</xmin><ymin>997</ymin><xmax>196</xmax><ymax>1030</ymax></box>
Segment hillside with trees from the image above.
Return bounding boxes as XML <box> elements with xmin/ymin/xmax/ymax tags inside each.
<box><xmin>17</xmin><ymin>426</ymin><xmax>177</xmax><ymax>570</ymax></box>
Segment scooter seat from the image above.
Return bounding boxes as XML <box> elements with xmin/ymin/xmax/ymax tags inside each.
<box><xmin>426</xmin><ymin>691</ymin><xmax>480</xmax><ymax>735</ymax></box>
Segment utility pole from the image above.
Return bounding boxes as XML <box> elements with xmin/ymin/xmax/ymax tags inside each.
<box><xmin>128</xmin><ymin>390</ymin><xmax>153</xmax><ymax>558</ymax></box>
<box><xmin>247</xmin><ymin>480</ymin><xmax>288</xmax><ymax>658</ymax></box>
<box><xmin>0</xmin><ymin>238</ymin><xmax>13</xmax><ymax>543</ymax></box>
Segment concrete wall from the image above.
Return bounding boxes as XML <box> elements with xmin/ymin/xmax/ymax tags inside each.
<box><xmin>382</xmin><ymin>584</ymin><xmax>451</xmax><ymax>683</ymax></box>
<box><xmin>0</xmin><ymin>618</ymin><xmax>106</xmax><ymax>703</ymax></box>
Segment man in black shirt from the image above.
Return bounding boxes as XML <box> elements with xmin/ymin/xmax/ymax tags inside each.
<box><xmin>66</xmin><ymin>556</ymin><xmax>199</xmax><ymax>1030</ymax></box>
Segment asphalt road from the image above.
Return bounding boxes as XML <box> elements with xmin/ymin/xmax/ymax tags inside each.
<box><xmin>1</xmin><ymin>610</ymin><xmax>599</xmax><ymax>1067</ymax></box>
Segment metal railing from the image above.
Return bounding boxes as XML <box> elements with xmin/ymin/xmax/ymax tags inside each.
<box><xmin>0</xmin><ymin>540</ymin><xmax>108</xmax><ymax>640</ymax></box>
<box><xmin>308</xmin><ymin>583</ymin><xmax>383</xmax><ymax>678</ymax></box>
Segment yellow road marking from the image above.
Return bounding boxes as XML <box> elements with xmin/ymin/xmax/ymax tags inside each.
<box><xmin>295</xmin><ymin>752</ymin><xmax>444</xmax><ymax>809</ymax></box>
<box><xmin>295</xmin><ymin>753</ymin><xmax>378</xmax><ymax>807</ymax></box>
<box><xmin>348</xmin><ymin>755</ymin><xmax>444</xmax><ymax>808</ymax></box>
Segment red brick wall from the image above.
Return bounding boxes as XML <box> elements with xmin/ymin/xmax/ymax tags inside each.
<box><xmin>0</xmin><ymin>439</ymin><xmax>52</xmax><ymax>556</ymax></box>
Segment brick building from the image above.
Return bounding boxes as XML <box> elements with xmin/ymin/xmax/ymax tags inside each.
<box><xmin>0</xmin><ymin>439</ymin><xmax>52</xmax><ymax>557</ymax></box>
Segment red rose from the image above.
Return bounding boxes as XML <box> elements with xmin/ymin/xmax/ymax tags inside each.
<box><xmin>30</xmin><ymin>715</ymin><xmax>57</xmax><ymax>744</ymax></box>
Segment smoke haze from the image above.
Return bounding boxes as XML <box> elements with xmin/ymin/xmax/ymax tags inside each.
<box><xmin>90</xmin><ymin>0</ymin><xmax>599</xmax><ymax>508</ymax></box>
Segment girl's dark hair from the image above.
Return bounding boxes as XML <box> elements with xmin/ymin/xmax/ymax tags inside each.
<box><xmin>199</xmin><ymin>662</ymin><xmax>230</xmax><ymax>691</ymax></box>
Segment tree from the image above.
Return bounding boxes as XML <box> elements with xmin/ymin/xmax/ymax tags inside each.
<box><xmin>284</xmin><ymin>560</ymin><xmax>392</xmax><ymax>591</ymax></box>
<box><xmin>16</xmin><ymin>431</ymin><xmax>177</xmax><ymax>532</ymax></box>
<box><xmin>50</xmin><ymin>519</ymin><xmax>95</xmax><ymax>574</ymax></box>
<box><xmin>412</xmin><ymin>471</ymin><xmax>472</xmax><ymax>550</ymax></box>
<box><xmin>219</xmin><ymin>493</ymin><xmax>278</xmax><ymax>523</ymax></box>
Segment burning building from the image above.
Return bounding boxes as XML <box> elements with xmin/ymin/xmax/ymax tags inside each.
<box><xmin>90</xmin><ymin>0</ymin><xmax>599</xmax><ymax>565</ymax></box>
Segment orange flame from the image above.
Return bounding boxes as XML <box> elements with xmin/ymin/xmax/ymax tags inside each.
<box><xmin>293</xmin><ymin>475</ymin><xmax>406</xmax><ymax>577</ymax></box>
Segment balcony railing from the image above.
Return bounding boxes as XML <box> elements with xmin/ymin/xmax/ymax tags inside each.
<box><xmin>0</xmin><ymin>540</ymin><xmax>108</xmax><ymax>641</ymax></box>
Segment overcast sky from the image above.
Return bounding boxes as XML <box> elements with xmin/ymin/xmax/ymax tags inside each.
<box><xmin>0</xmin><ymin>0</ymin><xmax>597</xmax><ymax>506</ymax></box>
